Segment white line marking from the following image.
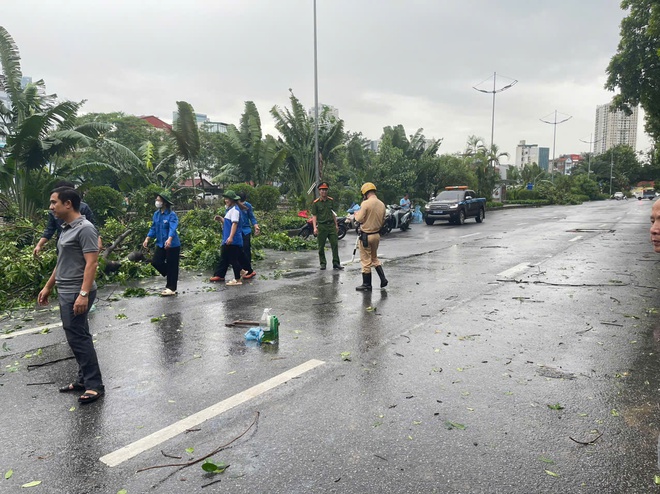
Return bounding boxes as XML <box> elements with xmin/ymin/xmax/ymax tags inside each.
<box><xmin>569</xmin><ymin>235</ymin><xmax>582</xmax><ymax>242</ymax></box>
<box><xmin>497</xmin><ymin>262</ymin><xmax>531</xmax><ymax>279</ymax></box>
<box><xmin>99</xmin><ymin>359</ymin><xmax>326</xmax><ymax>467</ymax></box>
<box><xmin>0</xmin><ymin>322</ymin><xmax>62</xmax><ymax>339</ymax></box>
<box><xmin>459</xmin><ymin>232</ymin><xmax>481</xmax><ymax>238</ymax></box>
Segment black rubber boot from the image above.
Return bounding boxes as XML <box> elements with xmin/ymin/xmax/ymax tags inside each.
<box><xmin>375</xmin><ymin>265</ymin><xmax>388</xmax><ymax>288</ymax></box>
<box><xmin>356</xmin><ymin>273</ymin><xmax>372</xmax><ymax>291</ymax></box>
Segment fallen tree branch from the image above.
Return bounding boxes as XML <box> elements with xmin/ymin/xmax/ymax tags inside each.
<box><xmin>161</xmin><ymin>450</ymin><xmax>182</xmax><ymax>460</ymax></box>
<box><xmin>136</xmin><ymin>411</ymin><xmax>259</xmax><ymax>473</ymax></box>
<box><xmin>569</xmin><ymin>432</ymin><xmax>603</xmax><ymax>445</ymax></box>
<box><xmin>26</xmin><ymin>381</ymin><xmax>56</xmax><ymax>386</ymax></box>
<box><xmin>101</xmin><ymin>229</ymin><xmax>132</xmax><ymax>260</ymax></box>
<box><xmin>497</xmin><ymin>279</ymin><xmax>630</xmax><ymax>288</ymax></box>
<box><xmin>201</xmin><ymin>479</ymin><xmax>223</xmax><ymax>488</ymax></box>
<box><xmin>27</xmin><ymin>356</ymin><xmax>75</xmax><ymax>370</ymax></box>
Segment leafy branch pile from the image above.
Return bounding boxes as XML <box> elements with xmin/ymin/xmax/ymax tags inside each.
<box><xmin>0</xmin><ymin>208</ymin><xmax>315</xmax><ymax>309</ymax></box>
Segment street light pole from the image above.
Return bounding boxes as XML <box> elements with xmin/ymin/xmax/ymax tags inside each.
<box><xmin>473</xmin><ymin>72</ymin><xmax>518</xmax><ymax>149</ymax></box>
<box><xmin>609</xmin><ymin>150</ymin><xmax>614</xmax><ymax>196</ymax></box>
<box><xmin>579</xmin><ymin>134</ymin><xmax>602</xmax><ymax>177</ymax></box>
<box><xmin>313</xmin><ymin>0</ymin><xmax>320</xmax><ymax>198</ymax></box>
<box><xmin>540</xmin><ymin>110</ymin><xmax>572</xmax><ymax>179</ymax></box>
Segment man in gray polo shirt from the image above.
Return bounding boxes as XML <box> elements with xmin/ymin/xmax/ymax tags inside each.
<box><xmin>38</xmin><ymin>187</ymin><xmax>105</xmax><ymax>404</ymax></box>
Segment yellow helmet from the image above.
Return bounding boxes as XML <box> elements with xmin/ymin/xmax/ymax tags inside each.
<box><xmin>361</xmin><ymin>182</ymin><xmax>377</xmax><ymax>195</ymax></box>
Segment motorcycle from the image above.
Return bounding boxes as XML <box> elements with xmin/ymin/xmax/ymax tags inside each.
<box><xmin>381</xmin><ymin>204</ymin><xmax>412</xmax><ymax>235</ymax></box>
<box><xmin>298</xmin><ymin>217</ymin><xmax>347</xmax><ymax>240</ymax></box>
<box><xmin>345</xmin><ymin>204</ymin><xmax>361</xmax><ymax>234</ymax></box>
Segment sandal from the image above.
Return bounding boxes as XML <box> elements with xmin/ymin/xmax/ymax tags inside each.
<box><xmin>226</xmin><ymin>279</ymin><xmax>242</xmax><ymax>286</ymax></box>
<box><xmin>78</xmin><ymin>389</ymin><xmax>105</xmax><ymax>404</ymax></box>
<box><xmin>59</xmin><ymin>383</ymin><xmax>85</xmax><ymax>393</ymax></box>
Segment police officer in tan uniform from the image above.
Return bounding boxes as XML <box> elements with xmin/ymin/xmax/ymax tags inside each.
<box><xmin>354</xmin><ymin>182</ymin><xmax>387</xmax><ymax>291</ymax></box>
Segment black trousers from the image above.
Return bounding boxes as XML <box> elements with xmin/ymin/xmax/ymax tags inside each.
<box><xmin>59</xmin><ymin>290</ymin><xmax>104</xmax><ymax>391</ymax></box>
<box><xmin>214</xmin><ymin>244</ymin><xmax>244</xmax><ymax>279</ymax></box>
<box><xmin>152</xmin><ymin>246</ymin><xmax>180</xmax><ymax>291</ymax></box>
<box><xmin>242</xmin><ymin>233</ymin><xmax>253</xmax><ymax>273</ymax></box>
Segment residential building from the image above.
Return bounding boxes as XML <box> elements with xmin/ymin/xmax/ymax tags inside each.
<box><xmin>594</xmin><ymin>101</ymin><xmax>638</xmax><ymax>155</ymax></box>
<box><xmin>514</xmin><ymin>140</ymin><xmax>550</xmax><ymax>171</ymax></box>
<box><xmin>201</xmin><ymin>121</ymin><xmax>228</xmax><ymax>133</ymax></box>
<box><xmin>552</xmin><ymin>154</ymin><xmax>583</xmax><ymax>175</ymax></box>
<box><xmin>139</xmin><ymin>115</ymin><xmax>172</xmax><ymax>131</ymax></box>
<box><xmin>171</xmin><ymin>110</ymin><xmax>229</xmax><ymax>134</ymax></box>
<box><xmin>367</xmin><ymin>140</ymin><xmax>380</xmax><ymax>153</ymax></box>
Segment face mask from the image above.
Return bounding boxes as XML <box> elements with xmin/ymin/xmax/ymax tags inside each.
<box><xmin>155</xmin><ymin>201</ymin><xmax>163</xmax><ymax>209</ymax></box>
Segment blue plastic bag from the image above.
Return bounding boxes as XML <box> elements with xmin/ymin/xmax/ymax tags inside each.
<box><xmin>412</xmin><ymin>205</ymin><xmax>423</xmax><ymax>224</ymax></box>
<box><xmin>245</xmin><ymin>327</ymin><xmax>264</xmax><ymax>342</ymax></box>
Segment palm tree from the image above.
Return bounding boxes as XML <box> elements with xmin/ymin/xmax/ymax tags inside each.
<box><xmin>462</xmin><ymin>136</ymin><xmax>508</xmax><ymax>199</ymax></box>
<box><xmin>381</xmin><ymin>125</ymin><xmax>442</xmax><ymax>160</ymax></box>
<box><xmin>170</xmin><ymin>100</ymin><xmax>201</xmax><ymax>193</ymax></box>
<box><xmin>0</xmin><ymin>26</ymin><xmax>139</xmax><ymax>217</ymax></box>
<box><xmin>271</xmin><ymin>90</ymin><xmax>344</xmax><ymax>198</ymax></box>
<box><xmin>221</xmin><ymin>101</ymin><xmax>286</xmax><ymax>185</ymax></box>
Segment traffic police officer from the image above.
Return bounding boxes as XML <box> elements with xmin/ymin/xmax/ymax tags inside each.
<box><xmin>311</xmin><ymin>182</ymin><xmax>343</xmax><ymax>270</ymax></box>
<box><xmin>354</xmin><ymin>182</ymin><xmax>387</xmax><ymax>291</ymax></box>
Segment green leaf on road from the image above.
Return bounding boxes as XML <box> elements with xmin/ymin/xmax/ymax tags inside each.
<box><xmin>547</xmin><ymin>403</ymin><xmax>564</xmax><ymax>410</ymax></box>
<box><xmin>340</xmin><ymin>352</ymin><xmax>351</xmax><ymax>361</ymax></box>
<box><xmin>611</xmin><ymin>409</ymin><xmax>620</xmax><ymax>417</ymax></box>
<box><xmin>115</xmin><ymin>314</ymin><xmax>128</xmax><ymax>320</ymax></box>
<box><xmin>21</xmin><ymin>480</ymin><xmax>42</xmax><ymax>488</ymax></box>
<box><xmin>185</xmin><ymin>447</ymin><xmax>194</xmax><ymax>454</ymax></box>
<box><xmin>5</xmin><ymin>469</ymin><xmax>13</xmax><ymax>479</ymax></box>
<box><xmin>2</xmin><ymin>342</ymin><xmax>9</xmax><ymax>352</ymax></box>
<box><xmin>445</xmin><ymin>421</ymin><xmax>466</xmax><ymax>430</ymax></box>
<box><xmin>539</xmin><ymin>457</ymin><xmax>554</xmax><ymax>464</ymax></box>
<box><xmin>544</xmin><ymin>470</ymin><xmax>559</xmax><ymax>477</ymax></box>
<box><xmin>117</xmin><ymin>490</ymin><xmax>127</xmax><ymax>494</ymax></box>
<box><xmin>201</xmin><ymin>460</ymin><xmax>227</xmax><ymax>474</ymax></box>
<box><xmin>654</xmin><ymin>475</ymin><xmax>660</xmax><ymax>485</ymax></box>
<box><xmin>39</xmin><ymin>327</ymin><xmax>50</xmax><ymax>334</ymax></box>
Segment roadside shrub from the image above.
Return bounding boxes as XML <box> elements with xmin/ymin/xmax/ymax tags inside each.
<box><xmin>511</xmin><ymin>189</ymin><xmax>540</xmax><ymax>201</ymax></box>
<box><xmin>84</xmin><ymin>186</ymin><xmax>125</xmax><ymax>226</ymax></box>
<box><xmin>128</xmin><ymin>184</ymin><xmax>166</xmax><ymax>218</ymax></box>
<box><xmin>252</xmin><ymin>185</ymin><xmax>280</xmax><ymax>211</ymax></box>
<box><xmin>229</xmin><ymin>183</ymin><xmax>255</xmax><ymax>200</ymax></box>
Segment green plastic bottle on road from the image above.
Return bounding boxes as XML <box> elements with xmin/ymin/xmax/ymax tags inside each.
<box><xmin>262</xmin><ymin>315</ymin><xmax>279</xmax><ymax>344</ymax></box>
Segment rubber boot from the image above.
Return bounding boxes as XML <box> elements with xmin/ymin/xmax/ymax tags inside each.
<box><xmin>375</xmin><ymin>265</ymin><xmax>388</xmax><ymax>288</ymax></box>
<box><xmin>356</xmin><ymin>273</ymin><xmax>372</xmax><ymax>291</ymax></box>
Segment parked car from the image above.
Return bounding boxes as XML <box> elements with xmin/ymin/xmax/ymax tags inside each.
<box><xmin>613</xmin><ymin>192</ymin><xmax>625</xmax><ymax>200</ymax></box>
<box><xmin>642</xmin><ymin>189</ymin><xmax>657</xmax><ymax>201</ymax></box>
<box><xmin>197</xmin><ymin>192</ymin><xmax>219</xmax><ymax>202</ymax></box>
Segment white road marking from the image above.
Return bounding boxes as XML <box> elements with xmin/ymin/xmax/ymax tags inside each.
<box><xmin>497</xmin><ymin>262</ymin><xmax>531</xmax><ymax>279</ymax></box>
<box><xmin>459</xmin><ymin>232</ymin><xmax>481</xmax><ymax>238</ymax></box>
<box><xmin>569</xmin><ymin>235</ymin><xmax>582</xmax><ymax>242</ymax></box>
<box><xmin>0</xmin><ymin>322</ymin><xmax>62</xmax><ymax>339</ymax></box>
<box><xmin>99</xmin><ymin>358</ymin><xmax>326</xmax><ymax>468</ymax></box>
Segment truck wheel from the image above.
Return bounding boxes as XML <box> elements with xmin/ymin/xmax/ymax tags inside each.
<box><xmin>475</xmin><ymin>208</ymin><xmax>485</xmax><ymax>223</ymax></box>
<box><xmin>457</xmin><ymin>210</ymin><xmax>465</xmax><ymax>225</ymax></box>
<box><xmin>425</xmin><ymin>218</ymin><xmax>435</xmax><ymax>226</ymax></box>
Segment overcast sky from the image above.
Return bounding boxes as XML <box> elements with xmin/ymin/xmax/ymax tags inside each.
<box><xmin>2</xmin><ymin>0</ymin><xmax>646</xmax><ymax>162</ymax></box>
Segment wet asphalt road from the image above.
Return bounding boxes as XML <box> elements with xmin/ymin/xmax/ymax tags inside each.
<box><xmin>2</xmin><ymin>199</ymin><xmax>660</xmax><ymax>494</ymax></box>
